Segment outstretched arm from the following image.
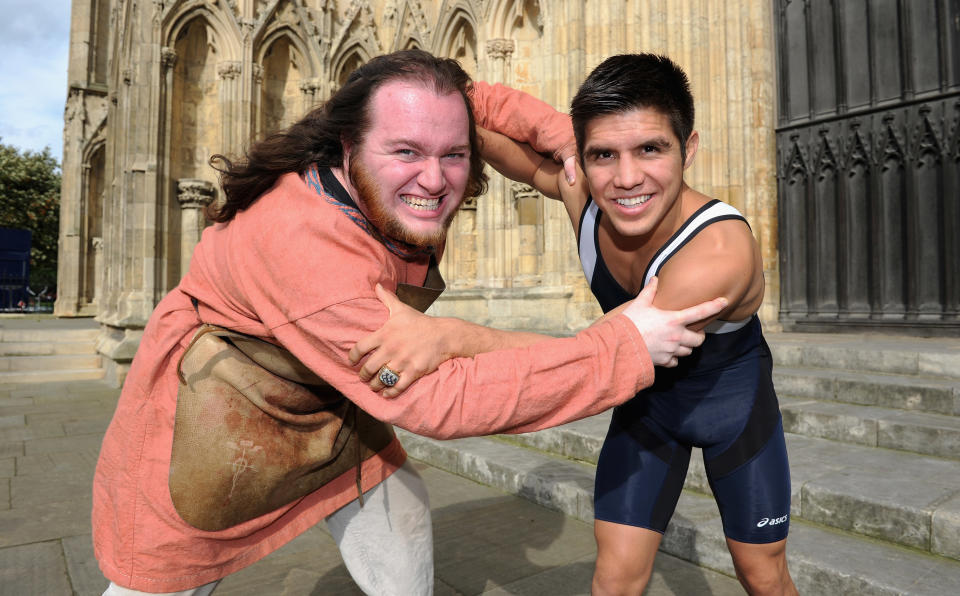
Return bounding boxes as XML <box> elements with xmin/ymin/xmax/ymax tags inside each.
<box><xmin>349</xmin><ymin>278</ymin><xmax>726</xmax><ymax>397</ymax></box>
<box><xmin>348</xmin><ymin>283</ymin><xmax>551</xmax><ymax>397</ymax></box>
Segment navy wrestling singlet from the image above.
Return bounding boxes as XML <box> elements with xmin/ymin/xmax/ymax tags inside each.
<box><xmin>579</xmin><ymin>198</ymin><xmax>792</xmax><ymax>544</ymax></box>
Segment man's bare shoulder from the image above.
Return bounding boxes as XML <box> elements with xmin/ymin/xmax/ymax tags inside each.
<box><xmin>684</xmin><ymin>212</ymin><xmax>757</xmax><ymax>257</ymax></box>
<box><xmin>654</xmin><ymin>200</ymin><xmax>764</xmax><ymax>319</ymax></box>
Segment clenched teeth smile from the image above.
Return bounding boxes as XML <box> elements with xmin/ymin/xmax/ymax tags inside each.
<box><xmin>614</xmin><ymin>194</ymin><xmax>651</xmax><ymax>207</ymax></box>
<box><xmin>402</xmin><ymin>195</ymin><xmax>442</xmax><ymax>211</ymax></box>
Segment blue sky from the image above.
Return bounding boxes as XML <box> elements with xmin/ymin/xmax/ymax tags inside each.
<box><xmin>0</xmin><ymin>0</ymin><xmax>71</xmax><ymax>163</ymax></box>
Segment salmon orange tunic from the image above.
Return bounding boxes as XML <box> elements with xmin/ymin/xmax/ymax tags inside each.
<box><xmin>93</xmin><ymin>101</ymin><xmax>652</xmax><ymax>594</ymax></box>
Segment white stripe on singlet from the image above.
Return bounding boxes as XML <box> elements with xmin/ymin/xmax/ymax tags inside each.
<box><xmin>578</xmin><ymin>199</ymin><xmax>752</xmax><ymax>335</ymax></box>
<box><xmin>642</xmin><ymin>201</ymin><xmax>751</xmax><ymax>334</ymax></box>
<box><xmin>579</xmin><ymin>200</ymin><xmax>601</xmax><ymax>284</ymax></box>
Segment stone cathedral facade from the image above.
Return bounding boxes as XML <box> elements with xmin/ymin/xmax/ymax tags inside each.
<box><xmin>57</xmin><ymin>0</ymin><xmax>779</xmax><ymax>384</ymax></box>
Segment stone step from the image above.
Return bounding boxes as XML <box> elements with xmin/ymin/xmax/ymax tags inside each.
<box><xmin>0</xmin><ymin>328</ymin><xmax>99</xmax><ymax>344</ymax></box>
<box><xmin>773</xmin><ymin>366</ymin><xmax>959</xmax><ymax>416</ymax></box>
<box><xmin>0</xmin><ymin>369</ymin><xmax>106</xmax><ymax>385</ymax></box>
<box><xmin>0</xmin><ymin>341</ymin><xmax>98</xmax><ymax>357</ymax></box>
<box><xmin>452</xmin><ymin>412</ymin><xmax>960</xmax><ymax>560</ymax></box>
<box><xmin>0</xmin><ymin>354</ymin><xmax>102</xmax><ymax>372</ymax></box>
<box><xmin>779</xmin><ymin>395</ymin><xmax>960</xmax><ymax>460</ymax></box>
<box><xmin>766</xmin><ymin>332</ymin><xmax>960</xmax><ymax>381</ymax></box>
<box><xmin>712</xmin><ymin>435</ymin><xmax>959</xmax><ymax>560</ymax></box>
<box><xmin>398</xmin><ymin>429</ymin><xmax>960</xmax><ymax>595</ymax></box>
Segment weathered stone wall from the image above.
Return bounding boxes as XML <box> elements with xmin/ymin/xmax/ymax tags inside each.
<box><xmin>58</xmin><ymin>0</ymin><xmax>778</xmax><ymax>384</ymax></box>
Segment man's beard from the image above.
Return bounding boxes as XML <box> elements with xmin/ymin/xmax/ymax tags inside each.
<box><xmin>348</xmin><ymin>156</ymin><xmax>455</xmax><ymax>249</ymax></box>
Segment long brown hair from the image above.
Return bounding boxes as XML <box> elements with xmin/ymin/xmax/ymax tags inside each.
<box><xmin>208</xmin><ymin>49</ymin><xmax>488</xmax><ymax>222</ymax></box>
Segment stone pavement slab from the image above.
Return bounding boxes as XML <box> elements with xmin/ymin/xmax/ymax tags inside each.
<box><xmin>12</xmin><ymin>468</ymin><xmax>95</xmax><ymax>508</ymax></box>
<box><xmin>0</xmin><ymin>496</ymin><xmax>94</xmax><ymax>549</ymax></box>
<box><xmin>0</xmin><ymin>441</ymin><xmax>23</xmax><ymax>459</ymax></box>
<box><xmin>785</xmin><ymin>523</ymin><xmax>960</xmax><ymax>596</ymax></box>
<box><xmin>877</xmin><ymin>409</ymin><xmax>960</xmax><ymax>458</ymax></box>
<box><xmin>21</xmin><ymin>432</ymin><xmax>106</xmax><ymax>456</ymax></box>
<box><xmin>15</xmin><ymin>448</ymin><xmax>101</xmax><ymax>477</ymax></box>
<box><xmin>63</xmin><ymin>533</ymin><xmax>104</xmax><ymax>596</ymax></box>
<box><xmin>0</xmin><ymin>354</ymin><xmax>101</xmax><ymax>372</ymax></box>
<box><xmin>0</xmin><ymin>457</ymin><xmax>13</xmax><ymax>478</ymax></box>
<box><xmin>0</xmin><ymin>369</ymin><xmax>106</xmax><ymax>384</ymax></box>
<box><xmin>0</xmin><ymin>414</ymin><xmax>25</xmax><ymax>429</ymax></box>
<box><xmin>0</xmin><ymin>540</ymin><xmax>73</xmax><ymax>595</ymax></box>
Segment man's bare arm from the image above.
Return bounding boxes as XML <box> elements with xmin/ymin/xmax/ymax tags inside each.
<box><xmin>478</xmin><ymin>127</ymin><xmax>588</xmax><ymax>228</ymax></box>
<box><xmin>477</xmin><ymin>127</ymin><xmax>564</xmax><ymax>199</ymax></box>
<box><xmin>651</xmin><ymin>217</ymin><xmax>766</xmax><ymax>327</ymax></box>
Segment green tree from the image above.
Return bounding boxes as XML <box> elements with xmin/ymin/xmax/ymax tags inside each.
<box><xmin>0</xmin><ymin>139</ymin><xmax>62</xmax><ymax>291</ymax></box>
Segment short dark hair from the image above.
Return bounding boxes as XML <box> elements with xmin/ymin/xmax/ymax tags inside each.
<box><xmin>570</xmin><ymin>53</ymin><xmax>695</xmax><ymax>164</ymax></box>
<box><xmin>210</xmin><ymin>49</ymin><xmax>487</xmax><ymax>222</ymax></box>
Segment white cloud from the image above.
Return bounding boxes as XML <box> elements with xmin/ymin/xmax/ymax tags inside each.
<box><xmin>0</xmin><ymin>0</ymin><xmax>71</xmax><ymax>162</ymax></box>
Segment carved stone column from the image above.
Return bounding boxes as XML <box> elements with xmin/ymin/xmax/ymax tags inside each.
<box><xmin>54</xmin><ymin>89</ymin><xmax>88</xmax><ymax>316</ymax></box>
<box><xmin>218</xmin><ymin>61</ymin><xmax>242</xmax><ymax>153</ymax></box>
<box><xmin>160</xmin><ymin>46</ymin><xmax>177</xmax><ymax>70</ymax></box>
<box><xmin>251</xmin><ymin>63</ymin><xmax>263</xmax><ymax>136</ymax></box>
<box><xmin>91</xmin><ymin>236</ymin><xmax>103</xmax><ymax>307</ymax></box>
<box><xmin>512</xmin><ymin>182</ymin><xmax>542</xmax><ymax>285</ymax></box>
<box><xmin>482</xmin><ymin>39</ymin><xmax>516</xmax><ymax>288</ymax></box>
<box><xmin>485</xmin><ymin>39</ymin><xmax>515</xmax><ymax>83</ymax></box>
<box><xmin>159</xmin><ymin>44</ymin><xmax>179</xmax><ymax>290</ymax></box>
<box><xmin>239</xmin><ymin>17</ymin><xmax>256</xmax><ymax>146</ymax></box>
<box><xmin>299</xmin><ymin>78</ymin><xmax>322</xmax><ymax>115</ymax></box>
<box><xmin>218</xmin><ymin>60</ymin><xmax>242</xmax><ymax>79</ymax></box>
<box><xmin>177</xmin><ymin>179</ymin><xmax>215</xmax><ymax>276</ymax></box>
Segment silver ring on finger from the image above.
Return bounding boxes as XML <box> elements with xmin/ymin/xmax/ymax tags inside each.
<box><xmin>378</xmin><ymin>365</ymin><xmax>401</xmax><ymax>388</ymax></box>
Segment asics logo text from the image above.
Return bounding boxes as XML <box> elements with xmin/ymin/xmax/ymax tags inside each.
<box><xmin>756</xmin><ymin>514</ymin><xmax>789</xmax><ymax>528</ymax></box>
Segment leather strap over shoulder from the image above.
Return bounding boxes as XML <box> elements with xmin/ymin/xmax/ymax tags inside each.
<box><xmin>396</xmin><ymin>256</ymin><xmax>445</xmax><ymax>312</ymax></box>
<box><xmin>177</xmin><ymin>324</ymin><xmax>329</xmax><ymax>387</ymax></box>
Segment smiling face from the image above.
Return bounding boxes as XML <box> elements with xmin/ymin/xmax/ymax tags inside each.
<box><xmin>582</xmin><ymin>106</ymin><xmax>698</xmax><ymax>243</ymax></box>
<box><xmin>341</xmin><ymin>80</ymin><xmax>472</xmax><ymax>249</ymax></box>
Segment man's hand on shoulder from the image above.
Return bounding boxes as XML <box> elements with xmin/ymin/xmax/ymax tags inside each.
<box><xmin>349</xmin><ymin>284</ymin><xmax>456</xmax><ymax>398</ymax></box>
<box><xmin>621</xmin><ymin>277</ymin><xmax>727</xmax><ymax>367</ymax></box>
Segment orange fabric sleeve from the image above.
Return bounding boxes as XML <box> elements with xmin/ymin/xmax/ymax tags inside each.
<box><xmin>470</xmin><ymin>81</ymin><xmax>576</xmax><ymax>163</ymax></box>
<box><xmin>276</xmin><ymin>303</ymin><xmax>654</xmax><ymax>440</ymax></box>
